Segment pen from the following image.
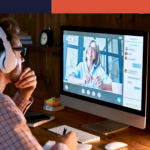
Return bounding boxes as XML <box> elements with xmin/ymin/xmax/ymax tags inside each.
<box><xmin>63</xmin><ymin>127</ymin><xmax>67</xmax><ymax>135</ymax></box>
<box><xmin>62</xmin><ymin>127</ymin><xmax>81</xmax><ymax>144</ymax></box>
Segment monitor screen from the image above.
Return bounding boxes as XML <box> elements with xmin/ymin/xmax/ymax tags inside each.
<box><xmin>61</xmin><ymin>26</ymin><xmax>148</xmax><ymax>128</ymax></box>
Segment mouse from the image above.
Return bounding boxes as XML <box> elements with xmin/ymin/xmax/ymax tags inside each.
<box><xmin>105</xmin><ymin>142</ymin><xmax>128</xmax><ymax>150</ymax></box>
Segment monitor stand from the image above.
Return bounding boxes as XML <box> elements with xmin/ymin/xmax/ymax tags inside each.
<box><xmin>82</xmin><ymin>120</ymin><xmax>129</xmax><ymax>135</ymax></box>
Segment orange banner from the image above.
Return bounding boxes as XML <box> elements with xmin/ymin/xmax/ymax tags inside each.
<box><xmin>52</xmin><ymin>0</ymin><xmax>150</xmax><ymax>13</ymax></box>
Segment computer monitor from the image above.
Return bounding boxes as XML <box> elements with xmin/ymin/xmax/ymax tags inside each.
<box><xmin>60</xmin><ymin>26</ymin><xmax>148</xmax><ymax>134</ymax></box>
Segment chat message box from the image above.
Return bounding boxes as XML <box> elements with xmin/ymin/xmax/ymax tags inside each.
<box><xmin>128</xmin><ymin>70</ymin><xmax>138</xmax><ymax>75</ymax></box>
<box><xmin>132</xmin><ymin>63</ymin><xmax>141</xmax><ymax>69</ymax></box>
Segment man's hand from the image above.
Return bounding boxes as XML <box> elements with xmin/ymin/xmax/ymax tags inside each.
<box><xmin>56</xmin><ymin>131</ymin><xmax>78</xmax><ymax>150</ymax></box>
<box><xmin>14</xmin><ymin>67</ymin><xmax>37</xmax><ymax>100</ymax></box>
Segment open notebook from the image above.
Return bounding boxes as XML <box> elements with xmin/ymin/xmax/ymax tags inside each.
<box><xmin>43</xmin><ymin>141</ymin><xmax>92</xmax><ymax>150</ymax></box>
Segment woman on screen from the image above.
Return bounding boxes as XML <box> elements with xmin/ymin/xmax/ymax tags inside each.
<box><xmin>68</xmin><ymin>39</ymin><xmax>112</xmax><ymax>91</ymax></box>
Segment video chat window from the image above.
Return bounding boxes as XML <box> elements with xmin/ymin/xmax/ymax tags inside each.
<box><xmin>63</xmin><ymin>34</ymin><xmax>124</xmax><ymax>95</ymax></box>
<box><xmin>62</xmin><ymin>30</ymin><xmax>144</xmax><ymax>111</ymax></box>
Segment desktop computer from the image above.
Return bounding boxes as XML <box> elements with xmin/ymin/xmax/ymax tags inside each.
<box><xmin>60</xmin><ymin>26</ymin><xmax>148</xmax><ymax>135</ymax></box>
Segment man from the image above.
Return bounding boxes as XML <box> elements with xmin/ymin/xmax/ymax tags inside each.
<box><xmin>0</xmin><ymin>17</ymin><xmax>78</xmax><ymax>150</ymax></box>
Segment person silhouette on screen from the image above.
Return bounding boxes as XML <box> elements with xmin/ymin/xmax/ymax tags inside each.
<box><xmin>68</xmin><ymin>39</ymin><xmax>112</xmax><ymax>91</ymax></box>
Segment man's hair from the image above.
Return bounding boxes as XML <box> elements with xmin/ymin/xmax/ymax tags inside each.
<box><xmin>0</xmin><ymin>17</ymin><xmax>20</xmax><ymax>49</ymax></box>
<box><xmin>83</xmin><ymin>39</ymin><xmax>101</xmax><ymax>68</ymax></box>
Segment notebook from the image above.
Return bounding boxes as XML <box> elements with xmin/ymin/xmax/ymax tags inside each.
<box><xmin>43</xmin><ymin>141</ymin><xmax>92</xmax><ymax>150</ymax></box>
<box><xmin>25</xmin><ymin>112</ymin><xmax>55</xmax><ymax>127</ymax></box>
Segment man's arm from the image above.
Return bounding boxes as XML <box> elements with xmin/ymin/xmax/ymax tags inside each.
<box><xmin>12</xmin><ymin>67</ymin><xmax>37</xmax><ymax>114</ymax></box>
<box><xmin>12</xmin><ymin>91</ymin><xmax>33</xmax><ymax>114</ymax></box>
<box><xmin>0</xmin><ymin>94</ymin><xmax>43</xmax><ymax>150</ymax></box>
<box><xmin>14</xmin><ymin>67</ymin><xmax>37</xmax><ymax>100</ymax></box>
<box><xmin>1</xmin><ymin>94</ymin><xmax>75</xmax><ymax>150</ymax></box>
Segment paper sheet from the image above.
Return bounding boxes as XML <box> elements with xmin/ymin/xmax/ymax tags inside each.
<box><xmin>43</xmin><ymin>141</ymin><xmax>92</xmax><ymax>150</ymax></box>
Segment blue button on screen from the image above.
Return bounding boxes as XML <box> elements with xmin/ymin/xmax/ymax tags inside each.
<box><xmin>117</xmin><ymin>97</ymin><xmax>121</xmax><ymax>103</ymax></box>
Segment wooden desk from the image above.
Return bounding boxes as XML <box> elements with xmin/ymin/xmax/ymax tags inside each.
<box><xmin>28</xmin><ymin>91</ymin><xmax>150</xmax><ymax>150</ymax></box>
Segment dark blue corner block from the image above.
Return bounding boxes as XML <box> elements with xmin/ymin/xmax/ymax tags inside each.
<box><xmin>0</xmin><ymin>0</ymin><xmax>51</xmax><ymax>13</ymax></box>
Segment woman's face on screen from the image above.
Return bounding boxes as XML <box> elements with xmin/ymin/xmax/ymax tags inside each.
<box><xmin>86</xmin><ymin>42</ymin><xmax>97</xmax><ymax>62</ymax></box>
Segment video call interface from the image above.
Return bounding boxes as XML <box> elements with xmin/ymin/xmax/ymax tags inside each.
<box><xmin>63</xmin><ymin>30</ymin><xmax>144</xmax><ymax>111</ymax></box>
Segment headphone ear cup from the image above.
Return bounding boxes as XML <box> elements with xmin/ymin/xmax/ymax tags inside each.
<box><xmin>0</xmin><ymin>50</ymin><xmax>6</xmax><ymax>73</ymax></box>
<box><xmin>0</xmin><ymin>27</ymin><xmax>17</xmax><ymax>73</ymax></box>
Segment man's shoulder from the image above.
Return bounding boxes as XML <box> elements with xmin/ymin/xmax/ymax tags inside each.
<box><xmin>0</xmin><ymin>93</ymin><xmax>16</xmax><ymax>109</ymax></box>
<box><xmin>0</xmin><ymin>93</ymin><xmax>12</xmax><ymax>102</ymax></box>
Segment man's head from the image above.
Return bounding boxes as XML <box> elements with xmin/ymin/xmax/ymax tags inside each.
<box><xmin>0</xmin><ymin>17</ymin><xmax>25</xmax><ymax>83</ymax></box>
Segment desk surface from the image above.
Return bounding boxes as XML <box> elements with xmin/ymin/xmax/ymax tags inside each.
<box><xmin>28</xmin><ymin>91</ymin><xmax>150</xmax><ymax>150</ymax></box>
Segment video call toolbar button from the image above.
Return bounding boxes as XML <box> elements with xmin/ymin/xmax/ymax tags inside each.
<box><xmin>81</xmin><ymin>89</ymin><xmax>85</xmax><ymax>94</ymax></box>
<box><xmin>65</xmin><ymin>85</ymin><xmax>68</xmax><ymax>90</ymax></box>
<box><xmin>97</xmin><ymin>92</ymin><xmax>101</xmax><ymax>98</ymax></box>
<box><xmin>117</xmin><ymin>97</ymin><xmax>121</xmax><ymax>103</ymax></box>
<box><xmin>92</xmin><ymin>91</ymin><xmax>95</xmax><ymax>96</ymax></box>
<box><xmin>87</xmin><ymin>90</ymin><xmax>90</xmax><ymax>95</ymax></box>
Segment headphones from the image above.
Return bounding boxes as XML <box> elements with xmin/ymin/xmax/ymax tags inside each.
<box><xmin>0</xmin><ymin>27</ymin><xmax>17</xmax><ymax>73</ymax></box>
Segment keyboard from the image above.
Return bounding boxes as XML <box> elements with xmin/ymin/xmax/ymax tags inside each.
<box><xmin>48</xmin><ymin>125</ymin><xmax>100</xmax><ymax>143</ymax></box>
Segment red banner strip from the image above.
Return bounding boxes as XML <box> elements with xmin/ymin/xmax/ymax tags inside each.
<box><xmin>52</xmin><ymin>0</ymin><xmax>150</xmax><ymax>13</ymax></box>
